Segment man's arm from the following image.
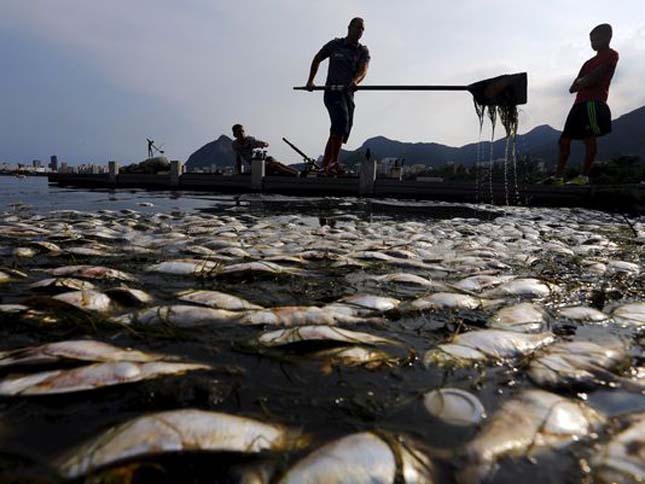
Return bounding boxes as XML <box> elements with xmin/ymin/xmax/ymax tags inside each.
<box><xmin>352</xmin><ymin>61</ymin><xmax>369</xmax><ymax>86</ymax></box>
<box><xmin>570</xmin><ymin>63</ymin><xmax>614</xmax><ymax>93</ymax></box>
<box><xmin>306</xmin><ymin>53</ymin><xmax>325</xmax><ymax>91</ymax></box>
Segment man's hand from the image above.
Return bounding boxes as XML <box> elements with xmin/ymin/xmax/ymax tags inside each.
<box><xmin>306</xmin><ymin>80</ymin><xmax>315</xmax><ymax>92</ymax></box>
<box><xmin>569</xmin><ymin>78</ymin><xmax>581</xmax><ymax>94</ymax></box>
<box><xmin>347</xmin><ymin>81</ymin><xmax>359</xmax><ymax>93</ymax></box>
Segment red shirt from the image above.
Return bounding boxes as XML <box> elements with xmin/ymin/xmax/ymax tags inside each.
<box><xmin>575</xmin><ymin>48</ymin><xmax>619</xmax><ymax>104</ymax></box>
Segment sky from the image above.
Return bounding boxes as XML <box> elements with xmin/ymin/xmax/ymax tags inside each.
<box><xmin>2</xmin><ymin>0</ymin><xmax>645</xmax><ymax>165</ymax></box>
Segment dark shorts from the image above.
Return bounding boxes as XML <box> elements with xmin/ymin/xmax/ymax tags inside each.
<box><xmin>562</xmin><ymin>101</ymin><xmax>612</xmax><ymax>140</ymax></box>
<box><xmin>324</xmin><ymin>91</ymin><xmax>355</xmax><ymax>143</ymax></box>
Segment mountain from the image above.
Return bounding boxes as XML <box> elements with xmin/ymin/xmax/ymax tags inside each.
<box><xmin>185</xmin><ymin>135</ymin><xmax>235</xmax><ymax>170</ymax></box>
<box><xmin>340</xmin><ymin>124</ymin><xmax>561</xmax><ymax>168</ymax></box>
<box><xmin>186</xmin><ymin>105</ymin><xmax>645</xmax><ymax>170</ymax></box>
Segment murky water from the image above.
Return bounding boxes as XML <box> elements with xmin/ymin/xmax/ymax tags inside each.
<box><xmin>0</xmin><ymin>177</ymin><xmax>643</xmax><ymax>483</ymax></box>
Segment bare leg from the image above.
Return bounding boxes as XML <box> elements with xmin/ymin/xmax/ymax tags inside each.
<box><xmin>582</xmin><ymin>137</ymin><xmax>597</xmax><ymax>176</ymax></box>
<box><xmin>267</xmin><ymin>159</ymin><xmax>298</xmax><ymax>176</ymax></box>
<box><xmin>327</xmin><ymin>134</ymin><xmax>344</xmax><ymax>172</ymax></box>
<box><xmin>556</xmin><ymin>136</ymin><xmax>571</xmax><ymax>178</ymax></box>
<box><xmin>322</xmin><ymin>136</ymin><xmax>334</xmax><ymax>169</ymax></box>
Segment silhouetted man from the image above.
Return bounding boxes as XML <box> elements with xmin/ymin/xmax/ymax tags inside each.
<box><xmin>231</xmin><ymin>124</ymin><xmax>298</xmax><ymax>176</ymax></box>
<box><xmin>551</xmin><ymin>24</ymin><xmax>619</xmax><ymax>186</ymax></box>
<box><xmin>306</xmin><ymin>17</ymin><xmax>370</xmax><ymax>175</ymax></box>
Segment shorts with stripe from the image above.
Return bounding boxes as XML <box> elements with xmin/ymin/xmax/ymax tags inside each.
<box><xmin>562</xmin><ymin>101</ymin><xmax>612</xmax><ymax>140</ymax></box>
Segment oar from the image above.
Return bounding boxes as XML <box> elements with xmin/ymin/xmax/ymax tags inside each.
<box><xmin>294</xmin><ymin>72</ymin><xmax>528</xmax><ymax>106</ymax></box>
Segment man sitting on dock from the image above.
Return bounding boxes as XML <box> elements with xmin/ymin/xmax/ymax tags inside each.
<box><xmin>305</xmin><ymin>17</ymin><xmax>370</xmax><ymax>176</ymax></box>
<box><xmin>548</xmin><ymin>24</ymin><xmax>619</xmax><ymax>186</ymax></box>
<box><xmin>231</xmin><ymin>124</ymin><xmax>299</xmax><ymax>177</ymax></box>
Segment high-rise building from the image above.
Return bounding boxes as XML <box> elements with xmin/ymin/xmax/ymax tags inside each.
<box><xmin>32</xmin><ymin>160</ymin><xmax>42</xmax><ymax>168</ymax></box>
<box><xmin>50</xmin><ymin>155</ymin><xmax>58</xmax><ymax>172</ymax></box>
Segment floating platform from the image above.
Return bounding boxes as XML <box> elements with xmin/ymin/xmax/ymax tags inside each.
<box><xmin>47</xmin><ymin>170</ymin><xmax>644</xmax><ymax>213</ymax></box>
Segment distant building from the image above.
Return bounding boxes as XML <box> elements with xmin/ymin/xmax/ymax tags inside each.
<box><xmin>50</xmin><ymin>155</ymin><xmax>58</xmax><ymax>172</ymax></box>
<box><xmin>32</xmin><ymin>160</ymin><xmax>42</xmax><ymax>168</ymax></box>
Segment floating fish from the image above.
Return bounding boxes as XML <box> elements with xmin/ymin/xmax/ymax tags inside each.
<box><xmin>401</xmin><ymin>293</ymin><xmax>483</xmax><ymax>312</ymax></box>
<box><xmin>278</xmin><ymin>432</ymin><xmax>435</xmax><ymax>484</ymax></box>
<box><xmin>558</xmin><ymin>306</ymin><xmax>609</xmax><ymax>323</ymax></box>
<box><xmin>0</xmin><ymin>361</ymin><xmax>210</xmax><ymax>396</ymax></box>
<box><xmin>489</xmin><ymin>303</ymin><xmax>548</xmax><ymax>333</ymax></box>
<box><xmin>0</xmin><ymin>339</ymin><xmax>167</xmax><ymax>368</ymax></box>
<box><xmin>177</xmin><ymin>290</ymin><xmax>262</xmax><ymax>311</ymax></box>
<box><xmin>105</xmin><ymin>287</ymin><xmax>153</xmax><ymax>307</ymax></box>
<box><xmin>0</xmin><ymin>271</ymin><xmax>10</xmax><ymax>283</ymax></box>
<box><xmin>591</xmin><ymin>413</ymin><xmax>645</xmax><ymax>484</ymax></box>
<box><xmin>458</xmin><ymin>390</ymin><xmax>604</xmax><ymax>484</ymax></box>
<box><xmin>528</xmin><ymin>340</ymin><xmax>629</xmax><ymax>390</ymax></box>
<box><xmin>239</xmin><ymin>306</ymin><xmax>380</xmax><ymax>327</ymax></box>
<box><xmin>609</xmin><ymin>302</ymin><xmax>645</xmax><ymax>326</ymax></box>
<box><xmin>57</xmin><ymin>410</ymin><xmax>294</xmax><ymax>479</ymax></box>
<box><xmin>452</xmin><ymin>275</ymin><xmax>516</xmax><ymax>293</ymax></box>
<box><xmin>325</xmin><ymin>295</ymin><xmax>400</xmax><ymax>317</ymax></box>
<box><xmin>146</xmin><ymin>259</ymin><xmax>221</xmax><ymax>276</ymax></box>
<box><xmin>424</xmin><ymin>330</ymin><xmax>554</xmax><ymax>366</ymax></box>
<box><xmin>312</xmin><ymin>346</ymin><xmax>396</xmax><ymax>373</ymax></box>
<box><xmin>29</xmin><ymin>277</ymin><xmax>96</xmax><ymax>293</ymax></box>
<box><xmin>256</xmin><ymin>325</ymin><xmax>395</xmax><ymax>348</ymax></box>
<box><xmin>481</xmin><ymin>278</ymin><xmax>556</xmax><ymax>299</ymax></box>
<box><xmin>48</xmin><ymin>265</ymin><xmax>135</xmax><ymax>282</ymax></box>
<box><xmin>113</xmin><ymin>305</ymin><xmax>243</xmax><ymax>327</ymax></box>
<box><xmin>52</xmin><ymin>290</ymin><xmax>112</xmax><ymax>312</ymax></box>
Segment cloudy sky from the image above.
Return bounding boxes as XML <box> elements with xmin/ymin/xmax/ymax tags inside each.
<box><xmin>2</xmin><ymin>0</ymin><xmax>644</xmax><ymax>165</ymax></box>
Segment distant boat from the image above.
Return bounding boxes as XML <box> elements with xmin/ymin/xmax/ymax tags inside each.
<box><xmin>15</xmin><ymin>174</ymin><xmax>26</xmax><ymax>179</ymax></box>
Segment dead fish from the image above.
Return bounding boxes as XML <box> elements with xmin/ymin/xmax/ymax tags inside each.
<box><xmin>13</xmin><ymin>247</ymin><xmax>37</xmax><ymax>258</ymax></box>
<box><xmin>312</xmin><ymin>346</ymin><xmax>396</xmax><ymax>373</ymax></box>
<box><xmin>52</xmin><ymin>290</ymin><xmax>112</xmax><ymax>312</ymax></box>
<box><xmin>401</xmin><ymin>293</ymin><xmax>483</xmax><ymax>312</ymax></box>
<box><xmin>239</xmin><ymin>306</ymin><xmax>380</xmax><ymax>327</ymax></box>
<box><xmin>29</xmin><ymin>277</ymin><xmax>96</xmax><ymax>292</ymax></box>
<box><xmin>424</xmin><ymin>330</ymin><xmax>554</xmax><ymax>366</ymax></box>
<box><xmin>256</xmin><ymin>325</ymin><xmax>395</xmax><ymax>348</ymax></box>
<box><xmin>0</xmin><ymin>361</ymin><xmax>210</xmax><ymax>396</ymax></box>
<box><xmin>481</xmin><ymin>278</ymin><xmax>556</xmax><ymax>299</ymax></box>
<box><xmin>219</xmin><ymin>261</ymin><xmax>307</xmax><ymax>277</ymax></box>
<box><xmin>325</xmin><ymin>295</ymin><xmax>400</xmax><ymax>317</ymax></box>
<box><xmin>489</xmin><ymin>303</ymin><xmax>548</xmax><ymax>333</ymax></box>
<box><xmin>146</xmin><ymin>259</ymin><xmax>221</xmax><ymax>276</ymax></box>
<box><xmin>0</xmin><ymin>271</ymin><xmax>10</xmax><ymax>283</ymax></box>
<box><xmin>113</xmin><ymin>305</ymin><xmax>243</xmax><ymax>327</ymax></box>
<box><xmin>278</xmin><ymin>432</ymin><xmax>435</xmax><ymax>484</ymax></box>
<box><xmin>452</xmin><ymin>275</ymin><xmax>516</xmax><ymax>293</ymax></box>
<box><xmin>369</xmin><ymin>273</ymin><xmax>450</xmax><ymax>291</ymax></box>
<box><xmin>606</xmin><ymin>260</ymin><xmax>640</xmax><ymax>276</ymax></box>
<box><xmin>0</xmin><ymin>304</ymin><xmax>29</xmax><ymax>314</ymax></box>
<box><xmin>528</xmin><ymin>340</ymin><xmax>629</xmax><ymax>390</ymax></box>
<box><xmin>57</xmin><ymin>410</ymin><xmax>293</xmax><ymax>479</ymax></box>
<box><xmin>558</xmin><ymin>306</ymin><xmax>609</xmax><ymax>323</ymax></box>
<box><xmin>104</xmin><ymin>287</ymin><xmax>153</xmax><ymax>307</ymax></box>
<box><xmin>30</xmin><ymin>241</ymin><xmax>62</xmax><ymax>253</ymax></box>
<box><xmin>48</xmin><ymin>265</ymin><xmax>135</xmax><ymax>282</ymax></box>
<box><xmin>0</xmin><ymin>339</ymin><xmax>167</xmax><ymax>368</ymax></box>
<box><xmin>609</xmin><ymin>302</ymin><xmax>645</xmax><ymax>326</ymax></box>
<box><xmin>591</xmin><ymin>413</ymin><xmax>645</xmax><ymax>484</ymax></box>
<box><xmin>177</xmin><ymin>290</ymin><xmax>262</xmax><ymax>311</ymax></box>
<box><xmin>458</xmin><ymin>390</ymin><xmax>604</xmax><ymax>484</ymax></box>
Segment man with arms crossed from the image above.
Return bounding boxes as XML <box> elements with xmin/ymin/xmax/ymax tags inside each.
<box><xmin>550</xmin><ymin>24</ymin><xmax>619</xmax><ymax>186</ymax></box>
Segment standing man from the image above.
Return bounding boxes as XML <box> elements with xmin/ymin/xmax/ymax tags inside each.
<box><xmin>551</xmin><ymin>24</ymin><xmax>619</xmax><ymax>186</ymax></box>
<box><xmin>306</xmin><ymin>17</ymin><xmax>370</xmax><ymax>176</ymax></box>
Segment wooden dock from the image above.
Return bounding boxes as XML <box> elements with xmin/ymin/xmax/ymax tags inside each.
<box><xmin>47</xmin><ymin>161</ymin><xmax>644</xmax><ymax>213</ymax></box>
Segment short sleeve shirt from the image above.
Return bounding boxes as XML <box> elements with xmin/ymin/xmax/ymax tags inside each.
<box><xmin>232</xmin><ymin>136</ymin><xmax>266</xmax><ymax>164</ymax></box>
<box><xmin>318</xmin><ymin>37</ymin><xmax>370</xmax><ymax>87</ymax></box>
<box><xmin>575</xmin><ymin>48</ymin><xmax>619</xmax><ymax>104</ymax></box>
